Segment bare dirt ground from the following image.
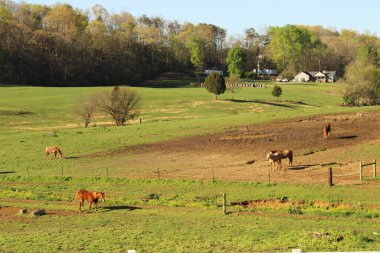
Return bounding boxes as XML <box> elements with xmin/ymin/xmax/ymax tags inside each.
<box><xmin>95</xmin><ymin>111</ymin><xmax>380</xmax><ymax>185</ymax></box>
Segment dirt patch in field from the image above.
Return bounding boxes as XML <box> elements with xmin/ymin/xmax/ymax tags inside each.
<box><xmin>82</xmin><ymin>111</ymin><xmax>380</xmax><ymax>185</ymax></box>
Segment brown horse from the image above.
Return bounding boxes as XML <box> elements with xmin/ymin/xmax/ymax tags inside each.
<box><xmin>270</xmin><ymin>150</ymin><xmax>293</xmax><ymax>167</ymax></box>
<box><xmin>75</xmin><ymin>190</ymin><xmax>105</xmax><ymax>212</ymax></box>
<box><xmin>323</xmin><ymin>123</ymin><xmax>331</xmax><ymax>139</ymax></box>
<box><xmin>266</xmin><ymin>152</ymin><xmax>282</xmax><ymax>170</ymax></box>
<box><xmin>45</xmin><ymin>146</ymin><xmax>63</xmax><ymax>159</ymax></box>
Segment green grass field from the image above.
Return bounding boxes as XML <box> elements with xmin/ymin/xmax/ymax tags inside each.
<box><xmin>1</xmin><ymin>80</ymin><xmax>380</xmax><ymax>252</ymax></box>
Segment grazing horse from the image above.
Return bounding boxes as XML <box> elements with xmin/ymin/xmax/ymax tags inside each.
<box><xmin>270</xmin><ymin>150</ymin><xmax>293</xmax><ymax>167</ymax></box>
<box><xmin>75</xmin><ymin>190</ymin><xmax>105</xmax><ymax>212</ymax></box>
<box><xmin>323</xmin><ymin>123</ymin><xmax>331</xmax><ymax>139</ymax></box>
<box><xmin>266</xmin><ymin>152</ymin><xmax>282</xmax><ymax>170</ymax></box>
<box><xmin>45</xmin><ymin>146</ymin><xmax>63</xmax><ymax>159</ymax></box>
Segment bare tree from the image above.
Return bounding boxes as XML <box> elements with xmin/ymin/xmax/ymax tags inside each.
<box><xmin>75</xmin><ymin>95</ymin><xmax>97</xmax><ymax>127</ymax></box>
<box><xmin>96</xmin><ymin>86</ymin><xmax>141</xmax><ymax>126</ymax></box>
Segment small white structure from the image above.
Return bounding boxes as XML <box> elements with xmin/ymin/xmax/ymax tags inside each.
<box><xmin>293</xmin><ymin>71</ymin><xmax>313</xmax><ymax>82</ymax></box>
<box><xmin>254</xmin><ymin>69</ymin><xmax>278</xmax><ymax>75</ymax></box>
<box><xmin>293</xmin><ymin>71</ymin><xmax>337</xmax><ymax>83</ymax></box>
<box><xmin>204</xmin><ymin>69</ymin><xmax>223</xmax><ymax>76</ymax></box>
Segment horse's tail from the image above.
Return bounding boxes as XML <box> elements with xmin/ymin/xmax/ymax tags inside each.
<box><xmin>75</xmin><ymin>190</ymin><xmax>83</xmax><ymax>200</ymax></box>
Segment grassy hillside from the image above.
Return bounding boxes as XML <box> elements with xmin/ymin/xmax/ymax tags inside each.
<box><xmin>2</xmin><ymin>81</ymin><xmax>380</xmax><ymax>252</ymax></box>
<box><xmin>1</xmin><ymin>82</ymin><xmax>375</xmax><ymax>175</ymax></box>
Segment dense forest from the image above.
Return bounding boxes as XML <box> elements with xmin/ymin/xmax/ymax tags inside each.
<box><xmin>0</xmin><ymin>0</ymin><xmax>379</xmax><ymax>86</ymax></box>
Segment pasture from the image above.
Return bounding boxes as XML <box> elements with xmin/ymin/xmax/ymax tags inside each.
<box><xmin>1</xmin><ymin>79</ymin><xmax>380</xmax><ymax>252</ymax></box>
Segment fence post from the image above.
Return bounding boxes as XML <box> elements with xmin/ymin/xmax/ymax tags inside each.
<box><xmin>223</xmin><ymin>193</ymin><xmax>227</xmax><ymax>215</ymax></box>
<box><xmin>328</xmin><ymin>167</ymin><xmax>333</xmax><ymax>186</ymax></box>
<box><xmin>359</xmin><ymin>161</ymin><xmax>362</xmax><ymax>181</ymax></box>
<box><xmin>268</xmin><ymin>167</ymin><xmax>271</xmax><ymax>184</ymax></box>
<box><xmin>61</xmin><ymin>167</ymin><xmax>63</xmax><ymax>177</ymax></box>
<box><xmin>106</xmin><ymin>168</ymin><xmax>109</xmax><ymax>177</ymax></box>
<box><xmin>373</xmin><ymin>159</ymin><xmax>377</xmax><ymax>178</ymax></box>
<box><xmin>212</xmin><ymin>169</ymin><xmax>215</xmax><ymax>182</ymax></box>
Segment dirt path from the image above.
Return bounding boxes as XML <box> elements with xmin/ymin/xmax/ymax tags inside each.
<box><xmin>81</xmin><ymin>111</ymin><xmax>380</xmax><ymax>185</ymax></box>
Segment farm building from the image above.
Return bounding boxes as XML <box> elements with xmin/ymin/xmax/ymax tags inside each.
<box><xmin>293</xmin><ymin>71</ymin><xmax>337</xmax><ymax>83</ymax></box>
<box><xmin>253</xmin><ymin>68</ymin><xmax>278</xmax><ymax>75</ymax></box>
<box><xmin>204</xmin><ymin>69</ymin><xmax>224</xmax><ymax>76</ymax></box>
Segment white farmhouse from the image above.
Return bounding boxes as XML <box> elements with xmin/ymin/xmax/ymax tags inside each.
<box><xmin>294</xmin><ymin>71</ymin><xmax>337</xmax><ymax>83</ymax></box>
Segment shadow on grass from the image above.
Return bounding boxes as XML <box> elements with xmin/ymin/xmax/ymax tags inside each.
<box><xmin>0</xmin><ymin>171</ymin><xmax>16</xmax><ymax>174</ymax></box>
<box><xmin>102</xmin><ymin>205</ymin><xmax>142</xmax><ymax>212</ymax></box>
<box><xmin>335</xmin><ymin>135</ymin><xmax>358</xmax><ymax>140</ymax></box>
<box><xmin>64</xmin><ymin>156</ymin><xmax>80</xmax><ymax>160</ymax></box>
<box><xmin>135</xmin><ymin>77</ymin><xmax>197</xmax><ymax>88</ymax></box>
<box><xmin>226</xmin><ymin>99</ymin><xmax>295</xmax><ymax>108</ymax></box>
<box><xmin>289</xmin><ymin>164</ymin><xmax>319</xmax><ymax>170</ymax></box>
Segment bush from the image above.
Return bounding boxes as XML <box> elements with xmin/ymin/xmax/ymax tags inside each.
<box><xmin>343</xmin><ymin>94</ymin><xmax>356</xmax><ymax>106</ymax></box>
<box><xmin>272</xmin><ymin>85</ymin><xmax>282</xmax><ymax>101</ymax></box>
<box><xmin>205</xmin><ymin>73</ymin><xmax>226</xmax><ymax>100</ymax></box>
<box><xmin>245</xmin><ymin>71</ymin><xmax>255</xmax><ymax>79</ymax></box>
<box><xmin>96</xmin><ymin>86</ymin><xmax>141</xmax><ymax>126</ymax></box>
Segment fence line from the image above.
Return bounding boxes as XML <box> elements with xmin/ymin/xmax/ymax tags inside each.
<box><xmin>327</xmin><ymin>159</ymin><xmax>377</xmax><ymax>185</ymax></box>
<box><xmin>359</xmin><ymin>159</ymin><xmax>376</xmax><ymax>181</ymax></box>
<box><xmin>334</xmin><ymin>171</ymin><xmax>360</xmax><ymax>177</ymax></box>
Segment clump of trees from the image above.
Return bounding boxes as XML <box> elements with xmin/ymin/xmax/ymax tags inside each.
<box><xmin>343</xmin><ymin>44</ymin><xmax>380</xmax><ymax>106</ymax></box>
<box><xmin>76</xmin><ymin>86</ymin><xmax>140</xmax><ymax>127</ymax></box>
<box><xmin>0</xmin><ymin>0</ymin><xmax>380</xmax><ymax>90</ymax></box>
<box><xmin>205</xmin><ymin>73</ymin><xmax>226</xmax><ymax>100</ymax></box>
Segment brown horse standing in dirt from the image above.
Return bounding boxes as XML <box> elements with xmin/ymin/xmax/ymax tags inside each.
<box><xmin>45</xmin><ymin>146</ymin><xmax>63</xmax><ymax>159</ymax></box>
<box><xmin>270</xmin><ymin>150</ymin><xmax>293</xmax><ymax>167</ymax></box>
<box><xmin>323</xmin><ymin>123</ymin><xmax>331</xmax><ymax>139</ymax></box>
<box><xmin>266</xmin><ymin>152</ymin><xmax>282</xmax><ymax>170</ymax></box>
<box><xmin>75</xmin><ymin>190</ymin><xmax>105</xmax><ymax>212</ymax></box>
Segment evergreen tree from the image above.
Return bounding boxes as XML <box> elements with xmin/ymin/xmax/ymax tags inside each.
<box><xmin>205</xmin><ymin>73</ymin><xmax>226</xmax><ymax>100</ymax></box>
<box><xmin>272</xmin><ymin>85</ymin><xmax>282</xmax><ymax>101</ymax></box>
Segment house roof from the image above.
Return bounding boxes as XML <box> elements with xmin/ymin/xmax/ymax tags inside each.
<box><xmin>298</xmin><ymin>71</ymin><xmax>337</xmax><ymax>78</ymax></box>
<box><xmin>295</xmin><ymin>71</ymin><xmax>313</xmax><ymax>77</ymax></box>
<box><xmin>324</xmin><ymin>71</ymin><xmax>336</xmax><ymax>77</ymax></box>
<box><xmin>314</xmin><ymin>72</ymin><xmax>326</xmax><ymax>77</ymax></box>
<box><xmin>307</xmin><ymin>71</ymin><xmax>319</xmax><ymax>76</ymax></box>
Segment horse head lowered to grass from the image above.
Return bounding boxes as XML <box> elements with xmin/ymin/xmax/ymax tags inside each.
<box><xmin>45</xmin><ymin>146</ymin><xmax>63</xmax><ymax>159</ymax></box>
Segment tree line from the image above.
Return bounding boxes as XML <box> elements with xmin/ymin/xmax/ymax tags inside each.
<box><xmin>0</xmin><ymin>0</ymin><xmax>379</xmax><ymax>92</ymax></box>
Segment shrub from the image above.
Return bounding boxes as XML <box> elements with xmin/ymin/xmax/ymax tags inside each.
<box><xmin>205</xmin><ymin>73</ymin><xmax>226</xmax><ymax>100</ymax></box>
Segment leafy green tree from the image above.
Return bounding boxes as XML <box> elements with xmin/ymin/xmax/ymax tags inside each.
<box><xmin>344</xmin><ymin>60</ymin><xmax>380</xmax><ymax>105</ymax></box>
<box><xmin>205</xmin><ymin>72</ymin><xmax>226</xmax><ymax>100</ymax></box>
<box><xmin>0</xmin><ymin>5</ymin><xmax>12</xmax><ymax>22</ymax></box>
<box><xmin>267</xmin><ymin>25</ymin><xmax>322</xmax><ymax>72</ymax></box>
<box><xmin>187</xmin><ymin>36</ymin><xmax>204</xmax><ymax>72</ymax></box>
<box><xmin>272</xmin><ymin>85</ymin><xmax>282</xmax><ymax>101</ymax></box>
<box><xmin>226</xmin><ymin>46</ymin><xmax>245</xmax><ymax>78</ymax></box>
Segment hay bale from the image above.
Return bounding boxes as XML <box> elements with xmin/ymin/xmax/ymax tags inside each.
<box><xmin>18</xmin><ymin>209</ymin><xmax>27</xmax><ymax>214</ymax></box>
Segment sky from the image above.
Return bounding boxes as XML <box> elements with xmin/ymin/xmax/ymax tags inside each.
<box><xmin>22</xmin><ymin>0</ymin><xmax>380</xmax><ymax>36</ymax></box>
